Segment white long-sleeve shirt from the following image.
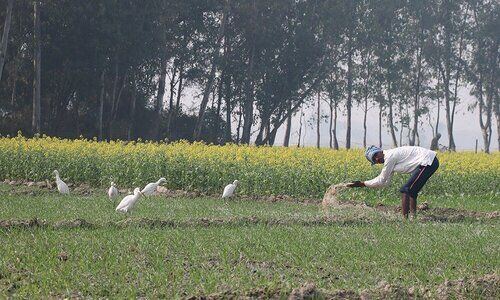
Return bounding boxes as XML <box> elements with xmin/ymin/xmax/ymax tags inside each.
<box><xmin>364</xmin><ymin>146</ymin><xmax>436</xmax><ymax>188</ymax></box>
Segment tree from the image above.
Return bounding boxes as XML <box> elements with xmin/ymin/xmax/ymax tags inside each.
<box><xmin>324</xmin><ymin>67</ymin><xmax>345</xmax><ymax>150</ymax></box>
<box><xmin>32</xmin><ymin>0</ymin><xmax>41</xmax><ymax>134</ymax></box>
<box><xmin>426</xmin><ymin>0</ymin><xmax>470</xmax><ymax>151</ymax></box>
<box><xmin>0</xmin><ymin>0</ymin><xmax>14</xmax><ymax>83</ymax></box>
<box><xmin>193</xmin><ymin>0</ymin><xmax>230</xmax><ymax>141</ymax></box>
<box><xmin>466</xmin><ymin>0</ymin><xmax>499</xmax><ymax>153</ymax></box>
<box><xmin>371</xmin><ymin>0</ymin><xmax>407</xmax><ymax>147</ymax></box>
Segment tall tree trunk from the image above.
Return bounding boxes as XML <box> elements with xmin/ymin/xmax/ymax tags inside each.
<box><xmin>97</xmin><ymin>70</ymin><xmax>105</xmax><ymax>141</ymax></box>
<box><xmin>241</xmin><ymin>42</ymin><xmax>255</xmax><ymax>144</ymax></box>
<box><xmin>168</xmin><ymin>65</ymin><xmax>177</xmax><ymax>113</ymax></box>
<box><xmin>411</xmin><ymin>42</ymin><xmax>423</xmax><ymax>146</ymax></box>
<box><xmin>0</xmin><ymin>0</ymin><xmax>14</xmax><ymax>83</ymax></box>
<box><xmin>477</xmin><ymin>72</ymin><xmax>491</xmax><ymax>153</ymax></box>
<box><xmin>241</xmin><ymin>0</ymin><xmax>257</xmax><ymax>145</ymax></box>
<box><xmin>165</xmin><ymin>65</ymin><xmax>177</xmax><ymax>140</ymax></box>
<box><xmin>214</xmin><ymin>78</ymin><xmax>223</xmax><ymax>144</ymax></box>
<box><xmin>73</xmin><ymin>93</ymin><xmax>80</xmax><ymax>137</ymax></box>
<box><xmin>236</xmin><ymin>103</ymin><xmax>242</xmax><ymax>144</ymax></box>
<box><xmin>10</xmin><ymin>48</ymin><xmax>20</xmax><ymax>106</ymax></box>
<box><xmin>316</xmin><ymin>91</ymin><xmax>320</xmax><ymax>149</ymax></box>
<box><xmin>441</xmin><ymin>1</ymin><xmax>457</xmax><ymax>151</ymax></box>
<box><xmin>224</xmin><ymin>73</ymin><xmax>232</xmax><ymax>144</ymax></box>
<box><xmin>254</xmin><ymin>113</ymin><xmax>267</xmax><ymax>146</ymax></box>
<box><xmin>32</xmin><ymin>0</ymin><xmax>41</xmax><ymax>134</ymax></box>
<box><xmin>108</xmin><ymin>60</ymin><xmax>119</xmax><ymax>139</ymax></box>
<box><xmin>222</xmin><ymin>29</ymin><xmax>232</xmax><ymax>144</ymax></box>
<box><xmin>387</xmin><ymin>80</ymin><xmax>398</xmax><ymax>147</ymax></box>
<box><xmin>175</xmin><ymin>65</ymin><xmax>183</xmax><ymax>113</ymax></box>
<box><xmin>442</xmin><ymin>67</ymin><xmax>455</xmax><ymax>151</ymax></box>
<box><xmin>127</xmin><ymin>78</ymin><xmax>137</xmax><ymax>141</ymax></box>
<box><xmin>378</xmin><ymin>102</ymin><xmax>383</xmax><ymax>147</ymax></box>
<box><xmin>345</xmin><ymin>38</ymin><xmax>353</xmax><ymax>149</ymax></box>
<box><xmin>153</xmin><ymin>56</ymin><xmax>167</xmax><ymax>140</ymax></box>
<box><xmin>495</xmin><ymin>91</ymin><xmax>499</xmax><ymax>151</ymax></box>
<box><xmin>360</xmin><ymin>51</ymin><xmax>371</xmax><ymax>149</ymax></box>
<box><xmin>333</xmin><ymin>100</ymin><xmax>339</xmax><ymax>150</ymax></box>
<box><xmin>297</xmin><ymin>110</ymin><xmax>303</xmax><ymax>147</ymax></box>
<box><xmin>363</xmin><ymin>95</ymin><xmax>368</xmax><ymax>149</ymax></box>
<box><xmin>108</xmin><ymin>70</ymin><xmax>127</xmax><ymax>140</ymax></box>
<box><xmin>329</xmin><ymin>99</ymin><xmax>333</xmax><ymax>149</ymax></box>
<box><xmin>265</xmin><ymin>116</ymin><xmax>271</xmax><ymax>145</ymax></box>
<box><xmin>283</xmin><ymin>103</ymin><xmax>292</xmax><ymax>147</ymax></box>
<box><xmin>436</xmin><ymin>75</ymin><xmax>440</xmax><ymax>137</ymax></box>
<box><xmin>399</xmin><ymin>107</ymin><xmax>404</xmax><ymax>146</ymax></box>
<box><xmin>168</xmin><ymin>63</ymin><xmax>183</xmax><ymax>141</ymax></box>
<box><xmin>477</xmin><ymin>43</ymin><xmax>497</xmax><ymax>154</ymax></box>
<box><xmin>194</xmin><ymin>0</ymin><xmax>230</xmax><ymax>141</ymax></box>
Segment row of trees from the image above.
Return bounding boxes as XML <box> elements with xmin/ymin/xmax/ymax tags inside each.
<box><xmin>0</xmin><ymin>0</ymin><xmax>498</xmax><ymax>151</ymax></box>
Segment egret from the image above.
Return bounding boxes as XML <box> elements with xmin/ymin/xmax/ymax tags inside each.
<box><xmin>222</xmin><ymin>180</ymin><xmax>239</xmax><ymax>198</ymax></box>
<box><xmin>53</xmin><ymin>170</ymin><xmax>69</xmax><ymax>194</ymax></box>
<box><xmin>115</xmin><ymin>188</ymin><xmax>143</xmax><ymax>213</ymax></box>
<box><xmin>141</xmin><ymin>177</ymin><xmax>166</xmax><ymax>196</ymax></box>
<box><xmin>108</xmin><ymin>182</ymin><xmax>119</xmax><ymax>200</ymax></box>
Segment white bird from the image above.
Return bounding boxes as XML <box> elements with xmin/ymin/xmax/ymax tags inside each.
<box><xmin>53</xmin><ymin>170</ymin><xmax>69</xmax><ymax>194</ymax></box>
<box><xmin>115</xmin><ymin>188</ymin><xmax>143</xmax><ymax>213</ymax></box>
<box><xmin>222</xmin><ymin>180</ymin><xmax>239</xmax><ymax>198</ymax></box>
<box><xmin>108</xmin><ymin>182</ymin><xmax>119</xmax><ymax>200</ymax></box>
<box><xmin>141</xmin><ymin>177</ymin><xmax>166</xmax><ymax>196</ymax></box>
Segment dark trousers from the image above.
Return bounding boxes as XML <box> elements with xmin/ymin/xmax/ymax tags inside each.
<box><xmin>399</xmin><ymin>157</ymin><xmax>439</xmax><ymax>198</ymax></box>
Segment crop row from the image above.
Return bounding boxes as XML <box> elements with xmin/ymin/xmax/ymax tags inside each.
<box><xmin>0</xmin><ymin>136</ymin><xmax>498</xmax><ymax>198</ymax></box>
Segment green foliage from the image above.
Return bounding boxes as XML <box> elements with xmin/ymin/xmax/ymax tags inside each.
<box><xmin>0</xmin><ymin>137</ymin><xmax>498</xmax><ymax>203</ymax></box>
<box><xmin>0</xmin><ymin>189</ymin><xmax>498</xmax><ymax>298</ymax></box>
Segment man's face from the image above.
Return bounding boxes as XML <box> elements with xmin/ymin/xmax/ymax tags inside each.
<box><xmin>374</xmin><ymin>151</ymin><xmax>384</xmax><ymax>164</ymax></box>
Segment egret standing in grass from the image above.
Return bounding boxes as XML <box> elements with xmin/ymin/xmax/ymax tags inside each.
<box><xmin>141</xmin><ymin>177</ymin><xmax>166</xmax><ymax>196</ymax></box>
<box><xmin>108</xmin><ymin>182</ymin><xmax>119</xmax><ymax>201</ymax></box>
<box><xmin>53</xmin><ymin>170</ymin><xmax>69</xmax><ymax>194</ymax></box>
<box><xmin>116</xmin><ymin>188</ymin><xmax>143</xmax><ymax>213</ymax></box>
<box><xmin>222</xmin><ymin>180</ymin><xmax>239</xmax><ymax>198</ymax></box>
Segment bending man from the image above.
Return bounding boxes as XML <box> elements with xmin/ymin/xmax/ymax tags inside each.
<box><xmin>347</xmin><ymin>145</ymin><xmax>439</xmax><ymax>219</ymax></box>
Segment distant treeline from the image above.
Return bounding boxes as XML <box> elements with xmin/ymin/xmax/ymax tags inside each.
<box><xmin>0</xmin><ymin>0</ymin><xmax>498</xmax><ymax>152</ymax></box>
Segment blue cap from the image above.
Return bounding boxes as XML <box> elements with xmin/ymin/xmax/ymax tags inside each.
<box><xmin>365</xmin><ymin>145</ymin><xmax>382</xmax><ymax>165</ymax></box>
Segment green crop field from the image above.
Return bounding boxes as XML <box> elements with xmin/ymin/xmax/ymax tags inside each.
<box><xmin>0</xmin><ymin>182</ymin><xmax>498</xmax><ymax>299</ymax></box>
<box><xmin>0</xmin><ymin>138</ymin><xmax>498</xmax><ymax>298</ymax></box>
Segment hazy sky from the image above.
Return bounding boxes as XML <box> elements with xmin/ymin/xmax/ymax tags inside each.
<box><xmin>180</xmin><ymin>85</ymin><xmax>498</xmax><ymax>151</ymax></box>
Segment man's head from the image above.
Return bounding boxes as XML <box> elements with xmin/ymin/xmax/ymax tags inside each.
<box><xmin>365</xmin><ymin>145</ymin><xmax>384</xmax><ymax>164</ymax></box>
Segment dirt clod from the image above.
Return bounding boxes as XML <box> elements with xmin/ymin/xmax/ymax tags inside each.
<box><xmin>418</xmin><ymin>201</ymin><xmax>430</xmax><ymax>211</ymax></box>
<box><xmin>57</xmin><ymin>252</ymin><xmax>68</xmax><ymax>261</ymax></box>
<box><xmin>435</xmin><ymin>273</ymin><xmax>499</xmax><ymax>299</ymax></box>
<box><xmin>322</xmin><ymin>183</ymin><xmax>349</xmax><ymax>208</ymax></box>
<box><xmin>288</xmin><ymin>283</ymin><xmax>320</xmax><ymax>300</ymax></box>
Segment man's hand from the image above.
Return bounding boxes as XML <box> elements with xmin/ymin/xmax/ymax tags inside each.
<box><xmin>347</xmin><ymin>180</ymin><xmax>365</xmax><ymax>188</ymax></box>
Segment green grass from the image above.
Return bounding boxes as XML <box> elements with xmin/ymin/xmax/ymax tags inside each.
<box><xmin>1</xmin><ymin>224</ymin><xmax>499</xmax><ymax>298</ymax></box>
<box><xmin>0</xmin><ymin>184</ymin><xmax>499</xmax><ymax>298</ymax></box>
<box><xmin>344</xmin><ymin>188</ymin><xmax>500</xmax><ymax>212</ymax></box>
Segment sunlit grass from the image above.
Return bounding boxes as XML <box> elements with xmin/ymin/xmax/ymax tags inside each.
<box><xmin>0</xmin><ymin>184</ymin><xmax>499</xmax><ymax>298</ymax></box>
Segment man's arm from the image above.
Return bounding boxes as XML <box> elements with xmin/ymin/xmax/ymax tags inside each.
<box><xmin>348</xmin><ymin>156</ymin><xmax>397</xmax><ymax>188</ymax></box>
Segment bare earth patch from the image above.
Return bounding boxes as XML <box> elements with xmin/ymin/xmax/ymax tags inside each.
<box><xmin>185</xmin><ymin>273</ymin><xmax>499</xmax><ymax>300</ymax></box>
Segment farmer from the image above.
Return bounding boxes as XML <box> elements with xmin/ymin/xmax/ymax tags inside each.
<box><xmin>347</xmin><ymin>145</ymin><xmax>439</xmax><ymax>219</ymax></box>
